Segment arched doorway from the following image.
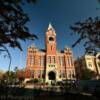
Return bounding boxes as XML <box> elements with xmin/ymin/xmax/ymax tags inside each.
<box><xmin>48</xmin><ymin>71</ymin><xmax>56</xmax><ymax>80</ymax></box>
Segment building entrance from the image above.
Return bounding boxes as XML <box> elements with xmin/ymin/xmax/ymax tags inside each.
<box><xmin>48</xmin><ymin>71</ymin><xmax>56</xmax><ymax>80</ymax></box>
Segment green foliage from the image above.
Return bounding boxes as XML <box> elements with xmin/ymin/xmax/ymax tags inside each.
<box><xmin>26</xmin><ymin>78</ymin><xmax>39</xmax><ymax>84</ymax></box>
<box><xmin>70</xmin><ymin>0</ymin><xmax>100</xmax><ymax>54</ymax></box>
<box><xmin>14</xmin><ymin>66</ymin><xmax>19</xmax><ymax>72</ymax></box>
<box><xmin>1</xmin><ymin>70</ymin><xmax>25</xmax><ymax>85</ymax></box>
<box><xmin>33</xmin><ymin>78</ymin><xmax>39</xmax><ymax>84</ymax></box>
<box><xmin>70</xmin><ymin>17</ymin><xmax>100</xmax><ymax>54</ymax></box>
<box><xmin>2</xmin><ymin>71</ymin><xmax>17</xmax><ymax>85</ymax></box>
<box><xmin>0</xmin><ymin>0</ymin><xmax>38</xmax><ymax>80</ymax></box>
<box><xmin>3</xmin><ymin>71</ymin><xmax>15</xmax><ymax>79</ymax></box>
<box><xmin>38</xmin><ymin>78</ymin><xmax>44</xmax><ymax>83</ymax></box>
<box><xmin>0</xmin><ymin>0</ymin><xmax>38</xmax><ymax>52</ymax></box>
<box><xmin>80</xmin><ymin>69</ymin><xmax>96</xmax><ymax>80</ymax></box>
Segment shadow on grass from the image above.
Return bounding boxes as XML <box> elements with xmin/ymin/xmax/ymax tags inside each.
<box><xmin>0</xmin><ymin>86</ymin><xmax>99</xmax><ymax>100</ymax></box>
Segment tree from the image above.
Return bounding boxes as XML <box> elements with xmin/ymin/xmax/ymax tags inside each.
<box><xmin>0</xmin><ymin>1</ymin><xmax>38</xmax><ymax>98</ymax></box>
<box><xmin>70</xmin><ymin>17</ymin><xmax>100</xmax><ymax>54</ymax></box>
<box><xmin>14</xmin><ymin>66</ymin><xmax>19</xmax><ymax>77</ymax></box>
<box><xmin>0</xmin><ymin>0</ymin><xmax>38</xmax><ymax>76</ymax></box>
<box><xmin>80</xmin><ymin>69</ymin><xmax>96</xmax><ymax>80</ymax></box>
<box><xmin>0</xmin><ymin>0</ymin><xmax>38</xmax><ymax>52</ymax></box>
<box><xmin>0</xmin><ymin>70</ymin><xmax>4</xmax><ymax>79</ymax></box>
<box><xmin>17</xmin><ymin>69</ymin><xmax>25</xmax><ymax>81</ymax></box>
<box><xmin>3</xmin><ymin>71</ymin><xmax>16</xmax><ymax>84</ymax></box>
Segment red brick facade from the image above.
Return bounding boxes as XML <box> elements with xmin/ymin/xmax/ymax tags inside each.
<box><xmin>25</xmin><ymin>23</ymin><xmax>76</xmax><ymax>82</ymax></box>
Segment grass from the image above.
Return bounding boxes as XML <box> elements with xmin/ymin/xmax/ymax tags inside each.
<box><xmin>0</xmin><ymin>85</ymin><xmax>99</xmax><ymax>100</ymax></box>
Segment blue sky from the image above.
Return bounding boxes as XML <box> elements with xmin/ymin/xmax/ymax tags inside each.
<box><xmin>0</xmin><ymin>0</ymin><xmax>99</xmax><ymax>71</ymax></box>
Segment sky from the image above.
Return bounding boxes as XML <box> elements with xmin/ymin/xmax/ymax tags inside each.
<box><xmin>0</xmin><ymin>0</ymin><xmax>99</xmax><ymax>71</ymax></box>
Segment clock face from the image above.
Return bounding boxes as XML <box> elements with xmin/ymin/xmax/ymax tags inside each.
<box><xmin>49</xmin><ymin>37</ymin><xmax>54</xmax><ymax>41</ymax></box>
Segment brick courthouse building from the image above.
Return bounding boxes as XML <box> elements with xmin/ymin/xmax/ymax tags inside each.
<box><xmin>25</xmin><ymin>23</ymin><xmax>76</xmax><ymax>83</ymax></box>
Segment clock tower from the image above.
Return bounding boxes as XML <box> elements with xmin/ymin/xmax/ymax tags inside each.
<box><xmin>45</xmin><ymin>23</ymin><xmax>58</xmax><ymax>83</ymax></box>
<box><xmin>46</xmin><ymin>23</ymin><xmax>56</xmax><ymax>55</ymax></box>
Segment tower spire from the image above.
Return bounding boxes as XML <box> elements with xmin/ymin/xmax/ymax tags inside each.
<box><xmin>48</xmin><ymin>22</ymin><xmax>55</xmax><ymax>31</ymax></box>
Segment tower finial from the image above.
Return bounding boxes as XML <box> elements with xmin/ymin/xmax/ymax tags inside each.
<box><xmin>48</xmin><ymin>22</ymin><xmax>54</xmax><ymax>30</ymax></box>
